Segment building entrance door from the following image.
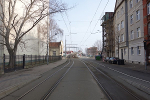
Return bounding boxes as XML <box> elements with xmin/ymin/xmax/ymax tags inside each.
<box><xmin>147</xmin><ymin>44</ymin><xmax>150</xmax><ymax>64</ymax></box>
<box><xmin>121</xmin><ymin>49</ymin><xmax>123</xmax><ymax>59</ymax></box>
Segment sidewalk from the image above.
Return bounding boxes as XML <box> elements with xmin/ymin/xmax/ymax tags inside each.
<box><xmin>100</xmin><ymin>60</ymin><xmax>150</xmax><ymax>74</ymax></box>
<box><xmin>118</xmin><ymin>62</ymin><xmax>150</xmax><ymax>74</ymax></box>
<box><xmin>100</xmin><ymin>60</ymin><xmax>150</xmax><ymax>95</ymax></box>
<box><xmin>0</xmin><ymin>59</ymin><xmax>67</xmax><ymax>99</ymax></box>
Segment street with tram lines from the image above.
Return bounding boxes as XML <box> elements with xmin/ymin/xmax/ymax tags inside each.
<box><xmin>1</xmin><ymin>58</ymin><xmax>150</xmax><ymax>100</ymax></box>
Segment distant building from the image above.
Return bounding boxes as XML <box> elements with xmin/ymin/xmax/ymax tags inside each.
<box><xmin>87</xmin><ymin>47</ymin><xmax>98</xmax><ymax>57</ymax></box>
<box><xmin>49</xmin><ymin>41</ymin><xmax>63</xmax><ymax>56</ymax></box>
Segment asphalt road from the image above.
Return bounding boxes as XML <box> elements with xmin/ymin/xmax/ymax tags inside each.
<box><xmin>48</xmin><ymin>58</ymin><xmax>106</xmax><ymax>100</ymax></box>
<box><xmin>1</xmin><ymin>59</ymin><xmax>107</xmax><ymax>100</ymax></box>
<box><xmin>2</xmin><ymin>58</ymin><xmax>149</xmax><ymax>100</ymax></box>
<box><xmin>82</xmin><ymin>58</ymin><xmax>150</xmax><ymax>100</ymax></box>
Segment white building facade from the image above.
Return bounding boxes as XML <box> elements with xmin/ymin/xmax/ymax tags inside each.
<box><xmin>114</xmin><ymin>0</ymin><xmax>144</xmax><ymax>65</ymax></box>
<box><xmin>127</xmin><ymin>0</ymin><xmax>145</xmax><ymax>64</ymax></box>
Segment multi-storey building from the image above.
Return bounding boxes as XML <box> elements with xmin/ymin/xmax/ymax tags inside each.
<box><xmin>113</xmin><ymin>0</ymin><xmax>144</xmax><ymax>65</ymax></box>
<box><xmin>143</xmin><ymin>0</ymin><xmax>150</xmax><ymax>65</ymax></box>
<box><xmin>128</xmin><ymin>0</ymin><xmax>144</xmax><ymax>64</ymax></box>
<box><xmin>101</xmin><ymin>12</ymin><xmax>115</xmax><ymax>57</ymax></box>
<box><xmin>114</xmin><ymin>0</ymin><xmax>128</xmax><ymax>60</ymax></box>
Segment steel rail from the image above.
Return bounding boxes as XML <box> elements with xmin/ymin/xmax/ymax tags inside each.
<box><xmin>82</xmin><ymin>60</ymin><xmax>142</xmax><ymax>100</ymax></box>
<box><xmin>41</xmin><ymin>61</ymin><xmax>74</xmax><ymax>100</ymax></box>
<box><xmin>17</xmin><ymin>59</ymin><xmax>71</xmax><ymax>100</ymax></box>
<box><xmin>81</xmin><ymin>60</ymin><xmax>113</xmax><ymax>100</ymax></box>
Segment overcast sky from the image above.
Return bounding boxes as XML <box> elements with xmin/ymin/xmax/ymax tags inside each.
<box><xmin>54</xmin><ymin>0</ymin><xmax>116</xmax><ymax>53</ymax></box>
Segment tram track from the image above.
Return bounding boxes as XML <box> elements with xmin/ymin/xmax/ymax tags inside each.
<box><xmin>41</xmin><ymin>60</ymin><xmax>74</xmax><ymax>100</ymax></box>
<box><xmin>1</xmin><ymin>59</ymin><xmax>74</xmax><ymax>100</ymax></box>
<box><xmin>81</xmin><ymin>60</ymin><xmax>144</xmax><ymax>100</ymax></box>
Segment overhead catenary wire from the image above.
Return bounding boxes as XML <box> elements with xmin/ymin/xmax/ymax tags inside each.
<box><xmin>61</xmin><ymin>13</ymin><xmax>70</xmax><ymax>34</ymax></box>
<box><xmin>79</xmin><ymin>0</ymin><xmax>103</xmax><ymax>45</ymax></box>
<box><xmin>80</xmin><ymin>0</ymin><xmax>110</xmax><ymax>46</ymax></box>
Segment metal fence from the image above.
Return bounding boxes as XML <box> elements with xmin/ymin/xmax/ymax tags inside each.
<box><xmin>2</xmin><ymin>54</ymin><xmax>62</xmax><ymax>73</ymax></box>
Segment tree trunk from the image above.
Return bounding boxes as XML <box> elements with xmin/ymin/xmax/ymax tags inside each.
<box><xmin>8</xmin><ymin>49</ymin><xmax>17</xmax><ymax>68</ymax></box>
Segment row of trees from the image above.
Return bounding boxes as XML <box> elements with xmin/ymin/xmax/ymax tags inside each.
<box><xmin>0</xmin><ymin>0</ymin><xmax>68</xmax><ymax>67</ymax></box>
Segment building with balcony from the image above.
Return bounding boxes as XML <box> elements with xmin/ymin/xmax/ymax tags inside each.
<box><xmin>101</xmin><ymin>12</ymin><xmax>115</xmax><ymax>57</ymax></box>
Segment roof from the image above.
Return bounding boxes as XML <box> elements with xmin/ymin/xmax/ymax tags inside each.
<box><xmin>49</xmin><ymin>42</ymin><xmax>61</xmax><ymax>48</ymax></box>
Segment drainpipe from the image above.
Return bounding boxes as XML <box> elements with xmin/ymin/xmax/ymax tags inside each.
<box><xmin>125</xmin><ymin>0</ymin><xmax>129</xmax><ymax>62</ymax></box>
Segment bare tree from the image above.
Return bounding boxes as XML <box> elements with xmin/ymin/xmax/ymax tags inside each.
<box><xmin>0</xmin><ymin>0</ymin><xmax>67</xmax><ymax>67</ymax></box>
<box><xmin>49</xmin><ymin>18</ymin><xmax>63</xmax><ymax>42</ymax></box>
<box><xmin>93</xmin><ymin>40</ymin><xmax>102</xmax><ymax>52</ymax></box>
<box><xmin>37</xmin><ymin>18</ymin><xmax>63</xmax><ymax>54</ymax></box>
<box><xmin>113</xmin><ymin>25</ymin><xmax>120</xmax><ymax>59</ymax></box>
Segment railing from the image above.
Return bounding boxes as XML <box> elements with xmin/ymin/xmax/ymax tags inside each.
<box><xmin>2</xmin><ymin>54</ymin><xmax>62</xmax><ymax>73</ymax></box>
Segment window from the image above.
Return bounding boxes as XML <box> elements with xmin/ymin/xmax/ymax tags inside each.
<box><xmin>116</xmin><ymin>49</ymin><xmax>118</xmax><ymax>55</ymax></box>
<box><xmin>117</xmin><ymin>11</ymin><xmax>119</xmax><ymax>18</ymax></box>
<box><xmin>131</xmin><ymin>47</ymin><xmax>134</xmax><ymax>55</ymax></box>
<box><xmin>117</xmin><ymin>24</ymin><xmax>120</xmax><ymax>31</ymax></box>
<box><xmin>121</xmin><ymin>20</ymin><xmax>124</xmax><ymax>29</ymax></box>
<box><xmin>137</xmin><ymin>46</ymin><xmax>141</xmax><ymax>55</ymax></box>
<box><xmin>119</xmin><ymin>36</ymin><xmax>120</xmax><ymax>43</ymax></box>
<box><xmin>124</xmin><ymin>48</ymin><xmax>127</xmax><ymax>55</ymax></box>
<box><xmin>130</xmin><ymin>15</ymin><xmax>133</xmax><ymax>24</ymax></box>
<box><xmin>53</xmin><ymin>51</ymin><xmax>56</xmax><ymax>56</ymax></box>
<box><xmin>147</xmin><ymin>2</ymin><xmax>150</xmax><ymax>15</ymax></box>
<box><xmin>121</xmin><ymin>7</ymin><xmax>124</xmax><ymax>15</ymax></box>
<box><xmin>121</xmin><ymin>34</ymin><xmax>124</xmax><ymax>42</ymax></box>
<box><xmin>148</xmin><ymin>23</ymin><xmax>150</xmax><ymax>36</ymax></box>
<box><xmin>131</xmin><ymin>30</ymin><xmax>134</xmax><ymax>40</ymax></box>
<box><xmin>136</xmin><ymin>10</ymin><xmax>140</xmax><ymax>20</ymax></box>
<box><xmin>137</xmin><ymin>27</ymin><xmax>141</xmax><ymax>38</ymax></box>
<box><xmin>130</xmin><ymin>0</ymin><xmax>133</xmax><ymax>8</ymax></box>
<box><xmin>137</xmin><ymin>0</ymin><xmax>140</xmax><ymax>3</ymax></box>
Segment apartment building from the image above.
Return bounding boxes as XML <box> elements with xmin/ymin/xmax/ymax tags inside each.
<box><xmin>112</xmin><ymin>0</ymin><xmax>145</xmax><ymax>65</ymax></box>
<box><xmin>2</xmin><ymin>1</ymin><xmax>48</xmax><ymax>56</ymax></box>
<box><xmin>143</xmin><ymin>0</ymin><xmax>150</xmax><ymax>65</ymax></box>
<box><xmin>128</xmin><ymin>0</ymin><xmax>144</xmax><ymax>64</ymax></box>
<box><xmin>114</xmin><ymin>0</ymin><xmax>129</xmax><ymax>61</ymax></box>
<box><xmin>101</xmin><ymin>12</ymin><xmax>115</xmax><ymax>57</ymax></box>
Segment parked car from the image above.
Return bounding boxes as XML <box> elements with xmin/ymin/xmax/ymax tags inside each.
<box><xmin>104</xmin><ymin>57</ymin><xmax>110</xmax><ymax>62</ymax></box>
<box><xmin>109</xmin><ymin>57</ymin><xmax>119</xmax><ymax>64</ymax></box>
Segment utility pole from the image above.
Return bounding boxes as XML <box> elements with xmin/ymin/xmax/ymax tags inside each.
<box><xmin>65</xmin><ymin>35</ymin><xmax>69</xmax><ymax>58</ymax></box>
